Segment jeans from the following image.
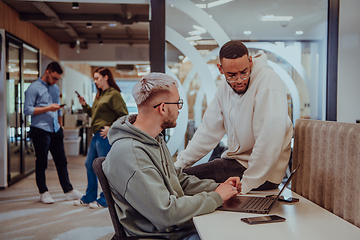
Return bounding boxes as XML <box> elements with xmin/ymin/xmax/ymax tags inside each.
<box><xmin>30</xmin><ymin>127</ymin><xmax>73</xmax><ymax>194</ymax></box>
<box><xmin>81</xmin><ymin>131</ymin><xmax>111</xmax><ymax>207</ymax></box>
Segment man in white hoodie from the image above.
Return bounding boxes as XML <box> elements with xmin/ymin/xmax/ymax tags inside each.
<box><xmin>175</xmin><ymin>41</ymin><xmax>293</xmax><ymax>195</ymax></box>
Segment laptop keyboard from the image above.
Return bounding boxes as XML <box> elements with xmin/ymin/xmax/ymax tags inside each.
<box><xmin>243</xmin><ymin>197</ymin><xmax>273</xmax><ymax>210</ymax></box>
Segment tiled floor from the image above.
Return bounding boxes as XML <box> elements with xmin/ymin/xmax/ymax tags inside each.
<box><xmin>0</xmin><ymin>155</ymin><xmax>114</xmax><ymax>240</ymax></box>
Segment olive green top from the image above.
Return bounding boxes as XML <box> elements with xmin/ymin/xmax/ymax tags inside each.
<box><xmin>83</xmin><ymin>87</ymin><xmax>128</xmax><ymax>134</ymax></box>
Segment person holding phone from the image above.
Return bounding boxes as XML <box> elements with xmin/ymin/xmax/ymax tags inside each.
<box><xmin>74</xmin><ymin>67</ymin><xmax>128</xmax><ymax>209</ymax></box>
<box><xmin>24</xmin><ymin>62</ymin><xmax>82</xmax><ymax>204</ymax></box>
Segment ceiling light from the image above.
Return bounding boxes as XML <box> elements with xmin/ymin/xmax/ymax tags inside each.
<box><xmin>72</xmin><ymin>2</ymin><xmax>79</xmax><ymax>10</ymax></box>
<box><xmin>196</xmin><ymin>4</ymin><xmax>207</xmax><ymax>9</ymax></box>
<box><xmin>193</xmin><ymin>25</ymin><xmax>207</xmax><ymax>34</ymax></box>
<box><xmin>261</xmin><ymin>15</ymin><xmax>293</xmax><ymax>21</ymax></box>
<box><xmin>295</xmin><ymin>31</ymin><xmax>304</xmax><ymax>35</ymax></box>
<box><xmin>182</xmin><ymin>56</ymin><xmax>189</xmax><ymax>64</ymax></box>
<box><xmin>189</xmin><ymin>30</ymin><xmax>202</xmax><ymax>36</ymax></box>
<box><xmin>76</xmin><ymin>40</ymin><xmax>80</xmax><ymax>54</ymax></box>
<box><xmin>24</xmin><ymin>70</ymin><xmax>39</xmax><ymax>75</ymax></box>
<box><xmin>196</xmin><ymin>40</ymin><xmax>218</xmax><ymax>45</ymax></box>
<box><xmin>207</xmin><ymin>0</ymin><xmax>233</xmax><ymax>8</ymax></box>
<box><xmin>185</xmin><ymin>35</ymin><xmax>202</xmax><ymax>41</ymax></box>
<box><xmin>244</xmin><ymin>31</ymin><xmax>252</xmax><ymax>35</ymax></box>
<box><xmin>86</xmin><ymin>23</ymin><xmax>92</xmax><ymax>28</ymax></box>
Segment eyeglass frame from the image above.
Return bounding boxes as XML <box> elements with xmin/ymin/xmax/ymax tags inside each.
<box><xmin>225</xmin><ymin>73</ymin><xmax>250</xmax><ymax>83</ymax></box>
<box><xmin>153</xmin><ymin>99</ymin><xmax>184</xmax><ymax>109</ymax></box>
<box><xmin>220</xmin><ymin>62</ymin><xmax>251</xmax><ymax>83</ymax></box>
<box><xmin>49</xmin><ymin>72</ymin><xmax>60</xmax><ymax>81</ymax></box>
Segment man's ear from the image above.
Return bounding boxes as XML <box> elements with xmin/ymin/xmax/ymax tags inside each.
<box><xmin>156</xmin><ymin>103</ymin><xmax>166</xmax><ymax>115</ymax></box>
<box><xmin>249</xmin><ymin>56</ymin><xmax>253</xmax><ymax>69</ymax></box>
<box><xmin>217</xmin><ymin>63</ymin><xmax>223</xmax><ymax>74</ymax></box>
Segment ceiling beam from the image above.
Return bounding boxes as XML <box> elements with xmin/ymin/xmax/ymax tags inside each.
<box><xmin>31</xmin><ymin>2</ymin><xmax>81</xmax><ymax>40</ymax></box>
<box><xmin>19</xmin><ymin>13</ymin><xmax>149</xmax><ymax>24</ymax></box>
<box><xmin>14</xmin><ymin>0</ymin><xmax>149</xmax><ymax>3</ymax></box>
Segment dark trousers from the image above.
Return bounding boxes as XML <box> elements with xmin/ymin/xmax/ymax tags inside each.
<box><xmin>30</xmin><ymin>127</ymin><xmax>73</xmax><ymax>194</ymax></box>
<box><xmin>183</xmin><ymin>158</ymin><xmax>279</xmax><ymax>191</ymax></box>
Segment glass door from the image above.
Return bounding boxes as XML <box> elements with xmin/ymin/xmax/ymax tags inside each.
<box><xmin>6</xmin><ymin>35</ymin><xmax>39</xmax><ymax>185</ymax></box>
<box><xmin>23</xmin><ymin>44</ymin><xmax>38</xmax><ymax>174</ymax></box>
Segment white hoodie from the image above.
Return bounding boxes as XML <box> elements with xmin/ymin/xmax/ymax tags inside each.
<box><xmin>175</xmin><ymin>53</ymin><xmax>293</xmax><ymax>194</ymax></box>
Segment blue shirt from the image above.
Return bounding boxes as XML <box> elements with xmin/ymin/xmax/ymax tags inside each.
<box><xmin>24</xmin><ymin>78</ymin><xmax>62</xmax><ymax>132</ymax></box>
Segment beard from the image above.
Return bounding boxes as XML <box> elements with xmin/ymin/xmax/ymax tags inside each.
<box><xmin>161</xmin><ymin>112</ymin><xmax>178</xmax><ymax>129</ymax></box>
<box><xmin>227</xmin><ymin>78</ymin><xmax>250</xmax><ymax>95</ymax></box>
<box><xmin>45</xmin><ymin>74</ymin><xmax>53</xmax><ymax>85</ymax></box>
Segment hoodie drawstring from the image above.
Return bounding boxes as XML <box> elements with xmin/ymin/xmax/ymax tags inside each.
<box><xmin>159</xmin><ymin>143</ymin><xmax>170</xmax><ymax>178</ymax></box>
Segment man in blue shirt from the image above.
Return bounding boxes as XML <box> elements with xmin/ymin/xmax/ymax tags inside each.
<box><xmin>24</xmin><ymin>62</ymin><xmax>82</xmax><ymax>204</ymax></box>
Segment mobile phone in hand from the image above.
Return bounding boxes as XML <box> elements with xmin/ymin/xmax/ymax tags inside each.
<box><xmin>60</xmin><ymin>104</ymin><xmax>66</xmax><ymax>108</ymax></box>
<box><xmin>241</xmin><ymin>215</ymin><xmax>286</xmax><ymax>225</ymax></box>
<box><xmin>75</xmin><ymin>91</ymin><xmax>81</xmax><ymax>97</ymax></box>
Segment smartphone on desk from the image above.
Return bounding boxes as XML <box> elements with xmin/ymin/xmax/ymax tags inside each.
<box><xmin>278</xmin><ymin>196</ymin><xmax>299</xmax><ymax>203</ymax></box>
<box><xmin>241</xmin><ymin>215</ymin><xmax>286</xmax><ymax>225</ymax></box>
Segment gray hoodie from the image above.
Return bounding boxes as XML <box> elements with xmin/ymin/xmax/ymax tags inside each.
<box><xmin>103</xmin><ymin>115</ymin><xmax>223</xmax><ymax>239</ymax></box>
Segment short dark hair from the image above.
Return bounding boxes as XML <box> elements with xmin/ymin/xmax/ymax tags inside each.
<box><xmin>46</xmin><ymin>62</ymin><xmax>63</xmax><ymax>74</ymax></box>
<box><xmin>219</xmin><ymin>40</ymin><xmax>249</xmax><ymax>60</ymax></box>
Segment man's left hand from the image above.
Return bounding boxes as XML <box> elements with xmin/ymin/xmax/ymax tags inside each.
<box><xmin>223</xmin><ymin>177</ymin><xmax>242</xmax><ymax>194</ymax></box>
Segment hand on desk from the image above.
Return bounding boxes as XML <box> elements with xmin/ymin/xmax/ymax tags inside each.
<box><xmin>215</xmin><ymin>177</ymin><xmax>242</xmax><ymax>202</ymax></box>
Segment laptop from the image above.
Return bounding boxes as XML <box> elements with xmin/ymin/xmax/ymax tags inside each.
<box><xmin>218</xmin><ymin>164</ymin><xmax>300</xmax><ymax>214</ymax></box>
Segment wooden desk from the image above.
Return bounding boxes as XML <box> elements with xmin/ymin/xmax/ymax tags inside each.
<box><xmin>193</xmin><ymin>187</ymin><xmax>360</xmax><ymax>240</ymax></box>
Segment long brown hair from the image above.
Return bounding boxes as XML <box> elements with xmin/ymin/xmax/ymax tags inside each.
<box><xmin>94</xmin><ymin>67</ymin><xmax>121</xmax><ymax>99</ymax></box>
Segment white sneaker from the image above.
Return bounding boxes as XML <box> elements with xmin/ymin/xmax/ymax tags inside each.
<box><xmin>74</xmin><ymin>199</ymin><xmax>89</xmax><ymax>206</ymax></box>
<box><xmin>65</xmin><ymin>189</ymin><xmax>83</xmax><ymax>200</ymax></box>
<box><xmin>89</xmin><ymin>201</ymin><xmax>105</xmax><ymax>209</ymax></box>
<box><xmin>40</xmin><ymin>191</ymin><xmax>54</xmax><ymax>204</ymax></box>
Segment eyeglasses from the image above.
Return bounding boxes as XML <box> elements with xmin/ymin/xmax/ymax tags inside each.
<box><xmin>225</xmin><ymin>72</ymin><xmax>250</xmax><ymax>83</ymax></box>
<box><xmin>153</xmin><ymin>99</ymin><xmax>184</xmax><ymax>109</ymax></box>
<box><xmin>50</xmin><ymin>73</ymin><xmax>60</xmax><ymax>81</ymax></box>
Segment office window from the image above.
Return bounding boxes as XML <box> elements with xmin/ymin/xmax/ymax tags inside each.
<box><xmin>165</xmin><ymin>0</ymin><xmax>328</xmax><ymax>157</ymax></box>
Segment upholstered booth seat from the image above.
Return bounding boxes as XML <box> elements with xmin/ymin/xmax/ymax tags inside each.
<box><xmin>291</xmin><ymin>119</ymin><xmax>360</xmax><ymax>228</ymax></box>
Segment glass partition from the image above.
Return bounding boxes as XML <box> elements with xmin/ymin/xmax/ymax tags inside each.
<box><xmin>23</xmin><ymin>44</ymin><xmax>39</xmax><ymax>174</ymax></box>
<box><xmin>7</xmin><ymin>42</ymin><xmax>22</xmax><ymax>180</ymax></box>
<box><xmin>165</xmin><ymin>0</ymin><xmax>328</xmax><ymax>158</ymax></box>
<box><xmin>6</xmin><ymin>34</ymin><xmax>39</xmax><ymax>185</ymax></box>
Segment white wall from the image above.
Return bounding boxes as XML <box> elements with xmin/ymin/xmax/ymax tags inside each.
<box><xmin>338</xmin><ymin>0</ymin><xmax>360</xmax><ymax>123</ymax></box>
<box><xmin>60</xmin><ymin>65</ymin><xmax>93</xmax><ymax>126</ymax></box>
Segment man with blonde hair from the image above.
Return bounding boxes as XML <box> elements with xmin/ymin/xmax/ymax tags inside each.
<box><xmin>103</xmin><ymin>72</ymin><xmax>241</xmax><ymax>240</ymax></box>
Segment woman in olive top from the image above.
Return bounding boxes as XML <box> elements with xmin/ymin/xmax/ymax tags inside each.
<box><xmin>74</xmin><ymin>67</ymin><xmax>128</xmax><ymax>208</ymax></box>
